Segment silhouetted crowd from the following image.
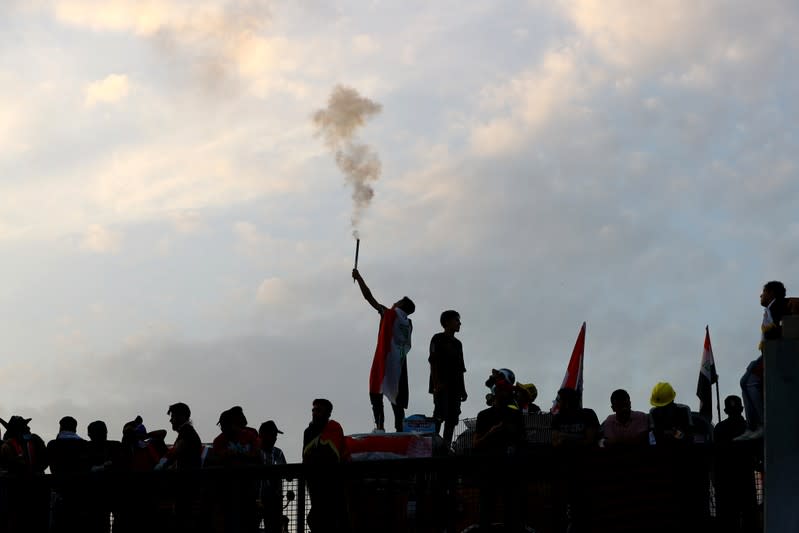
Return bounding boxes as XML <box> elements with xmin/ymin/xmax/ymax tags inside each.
<box><xmin>0</xmin><ymin>402</ymin><xmax>299</xmax><ymax>533</ymax></box>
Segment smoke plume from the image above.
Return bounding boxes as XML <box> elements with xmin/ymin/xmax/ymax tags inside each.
<box><xmin>313</xmin><ymin>85</ymin><xmax>383</xmax><ymax>237</ymax></box>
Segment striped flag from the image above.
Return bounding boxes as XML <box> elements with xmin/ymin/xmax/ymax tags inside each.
<box><xmin>696</xmin><ymin>326</ymin><xmax>719</xmax><ymax>421</ymax></box>
<box><xmin>552</xmin><ymin>322</ymin><xmax>586</xmax><ymax>413</ymax></box>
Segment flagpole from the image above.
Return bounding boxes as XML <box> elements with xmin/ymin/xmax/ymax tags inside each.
<box><xmin>715</xmin><ymin>381</ymin><xmax>721</xmax><ymax>424</ymax></box>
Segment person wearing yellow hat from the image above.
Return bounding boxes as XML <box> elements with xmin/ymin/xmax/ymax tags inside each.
<box><xmin>515</xmin><ymin>383</ymin><xmax>541</xmax><ymax>414</ymax></box>
<box><xmin>649</xmin><ymin>382</ymin><xmax>693</xmax><ymax>446</ymax></box>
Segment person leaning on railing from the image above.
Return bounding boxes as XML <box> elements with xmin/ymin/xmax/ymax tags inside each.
<box><xmin>473</xmin><ymin>375</ymin><xmax>526</xmax><ymax>531</ymax></box>
<box><xmin>649</xmin><ymin>382</ymin><xmax>693</xmax><ymax>446</ymax></box>
<box><xmin>302</xmin><ymin>399</ymin><xmax>350</xmax><ymax>533</ymax></box>
<box><xmin>551</xmin><ymin>388</ymin><xmax>599</xmax><ymax>448</ymax></box>
<box><xmin>599</xmin><ymin>389</ymin><xmax>649</xmax><ymax>447</ymax></box>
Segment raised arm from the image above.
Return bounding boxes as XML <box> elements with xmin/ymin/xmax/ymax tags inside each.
<box><xmin>352</xmin><ymin>269</ymin><xmax>385</xmax><ymax>313</ymax></box>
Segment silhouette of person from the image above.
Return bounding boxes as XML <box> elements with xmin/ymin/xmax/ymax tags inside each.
<box><xmin>714</xmin><ymin>396</ymin><xmax>757</xmax><ymax>532</ymax></box>
<box><xmin>0</xmin><ymin>416</ymin><xmax>49</xmax><ymax>533</ymax></box>
<box><xmin>259</xmin><ymin>420</ymin><xmax>287</xmax><ymax>533</ymax></box>
<box><xmin>47</xmin><ymin>416</ymin><xmax>90</xmax><ymax>532</ymax></box>
<box><xmin>303</xmin><ymin>399</ymin><xmax>350</xmax><ymax>533</ymax></box>
<box><xmin>85</xmin><ymin>420</ymin><xmax>120</xmax><ymax>533</ymax></box>
<box><xmin>352</xmin><ymin>268</ymin><xmax>414</xmax><ymax>432</ymax></box>
<box><xmin>212</xmin><ymin>406</ymin><xmax>261</xmax><ymax>533</ymax></box>
<box><xmin>429</xmin><ymin>309</ymin><xmax>468</xmax><ymax>447</ymax></box>
<box><xmin>738</xmin><ymin>280</ymin><xmax>787</xmax><ymax>440</ymax></box>
<box><xmin>159</xmin><ymin>403</ymin><xmax>203</xmax><ymax>533</ymax></box>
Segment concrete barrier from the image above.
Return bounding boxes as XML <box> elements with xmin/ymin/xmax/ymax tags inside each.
<box><xmin>764</xmin><ymin>338</ymin><xmax>799</xmax><ymax>532</ymax></box>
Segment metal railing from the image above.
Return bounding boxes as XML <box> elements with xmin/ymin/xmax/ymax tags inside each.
<box><xmin>0</xmin><ymin>442</ymin><xmax>763</xmax><ymax>533</ymax></box>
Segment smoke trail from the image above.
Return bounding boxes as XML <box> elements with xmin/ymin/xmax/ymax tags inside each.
<box><xmin>313</xmin><ymin>85</ymin><xmax>382</xmax><ymax>237</ymax></box>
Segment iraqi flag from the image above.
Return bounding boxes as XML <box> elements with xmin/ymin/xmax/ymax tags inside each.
<box><xmin>369</xmin><ymin>306</ymin><xmax>411</xmax><ymax>408</ymax></box>
<box><xmin>551</xmin><ymin>322</ymin><xmax>586</xmax><ymax>413</ymax></box>
<box><xmin>696</xmin><ymin>326</ymin><xmax>718</xmax><ymax>421</ymax></box>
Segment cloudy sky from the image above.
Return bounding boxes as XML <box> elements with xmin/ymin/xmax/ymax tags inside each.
<box><xmin>1</xmin><ymin>0</ymin><xmax>797</xmax><ymax>461</ymax></box>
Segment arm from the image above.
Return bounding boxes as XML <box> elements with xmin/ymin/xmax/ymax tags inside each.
<box><xmin>583</xmin><ymin>426</ymin><xmax>598</xmax><ymax>446</ymax></box>
<box><xmin>458</xmin><ymin>349</ymin><xmax>468</xmax><ymax>401</ymax></box>
<box><xmin>429</xmin><ymin>337</ymin><xmax>441</xmax><ymax>393</ymax></box>
<box><xmin>275</xmin><ymin>448</ymin><xmax>287</xmax><ymax>466</ymax></box>
<box><xmin>352</xmin><ymin>269</ymin><xmax>385</xmax><ymax>313</ymax></box>
<box><xmin>162</xmin><ymin>435</ymin><xmax>190</xmax><ymax>469</ymax></box>
<box><xmin>473</xmin><ymin>422</ymin><xmax>503</xmax><ymax>449</ymax></box>
<box><xmin>473</xmin><ymin>412</ymin><xmax>503</xmax><ymax>450</ymax></box>
<box><xmin>583</xmin><ymin>410</ymin><xmax>600</xmax><ymax>446</ymax></box>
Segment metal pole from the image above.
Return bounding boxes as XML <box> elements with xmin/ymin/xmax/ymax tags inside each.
<box><xmin>296</xmin><ymin>474</ymin><xmax>306</xmax><ymax>532</ymax></box>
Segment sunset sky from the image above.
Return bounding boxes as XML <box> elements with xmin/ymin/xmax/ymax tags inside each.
<box><xmin>1</xmin><ymin>0</ymin><xmax>797</xmax><ymax>461</ymax></box>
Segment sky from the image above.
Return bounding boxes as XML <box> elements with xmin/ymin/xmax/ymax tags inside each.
<box><xmin>1</xmin><ymin>0</ymin><xmax>797</xmax><ymax>462</ymax></box>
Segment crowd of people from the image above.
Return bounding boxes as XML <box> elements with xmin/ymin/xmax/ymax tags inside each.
<box><xmin>0</xmin><ymin>278</ymin><xmax>786</xmax><ymax>533</ymax></box>
<box><xmin>0</xmin><ymin>402</ymin><xmax>298</xmax><ymax>533</ymax></box>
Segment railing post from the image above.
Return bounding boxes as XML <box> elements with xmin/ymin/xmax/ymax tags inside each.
<box><xmin>296</xmin><ymin>473</ymin><xmax>305</xmax><ymax>533</ymax></box>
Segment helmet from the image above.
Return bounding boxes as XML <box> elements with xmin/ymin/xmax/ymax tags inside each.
<box><xmin>496</xmin><ymin>368</ymin><xmax>515</xmax><ymax>385</ymax></box>
<box><xmin>518</xmin><ymin>383</ymin><xmax>538</xmax><ymax>402</ymax></box>
<box><xmin>650</xmin><ymin>382</ymin><xmax>677</xmax><ymax>407</ymax></box>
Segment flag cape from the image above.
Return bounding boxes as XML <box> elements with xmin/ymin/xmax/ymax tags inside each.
<box><xmin>552</xmin><ymin>322</ymin><xmax>586</xmax><ymax>413</ymax></box>
<box><xmin>696</xmin><ymin>326</ymin><xmax>718</xmax><ymax>420</ymax></box>
<box><xmin>369</xmin><ymin>307</ymin><xmax>411</xmax><ymax>407</ymax></box>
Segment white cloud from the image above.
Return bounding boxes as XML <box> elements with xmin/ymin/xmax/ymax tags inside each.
<box><xmin>49</xmin><ymin>0</ymin><xmax>313</xmax><ymax>99</ymax></box>
<box><xmin>558</xmin><ymin>0</ymin><xmax>799</xmax><ymax>83</ymax></box>
<box><xmin>169</xmin><ymin>209</ymin><xmax>203</xmax><ymax>234</ymax></box>
<box><xmin>255</xmin><ymin>276</ymin><xmax>288</xmax><ymax>305</ymax></box>
<box><xmin>80</xmin><ymin>224</ymin><xmax>122</xmax><ymax>253</ymax></box>
<box><xmin>469</xmin><ymin>48</ymin><xmax>588</xmax><ymax>156</ymax></box>
<box><xmin>85</xmin><ymin>73</ymin><xmax>130</xmax><ymax>107</ymax></box>
<box><xmin>352</xmin><ymin>34</ymin><xmax>380</xmax><ymax>55</ymax></box>
<box><xmin>51</xmin><ymin>0</ymin><xmax>269</xmax><ymax>37</ymax></box>
<box><xmin>558</xmin><ymin>0</ymin><xmax>714</xmax><ymax>68</ymax></box>
<box><xmin>233</xmin><ymin>221</ymin><xmax>261</xmax><ymax>247</ymax></box>
<box><xmin>469</xmin><ymin>117</ymin><xmax>521</xmax><ymax>157</ymax></box>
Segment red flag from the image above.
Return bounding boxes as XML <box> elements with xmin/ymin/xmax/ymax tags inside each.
<box><xmin>369</xmin><ymin>307</ymin><xmax>398</xmax><ymax>394</ymax></box>
<box><xmin>696</xmin><ymin>326</ymin><xmax>719</xmax><ymax>421</ymax></box>
<box><xmin>552</xmin><ymin>322</ymin><xmax>586</xmax><ymax>412</ymax></box>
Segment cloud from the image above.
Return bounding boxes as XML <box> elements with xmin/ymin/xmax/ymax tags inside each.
<box><xmin>85</xmin><ymin>73</ymin><xmax>130</xmax><ymax>106</ymax></box>
<box><xmin>557</xmin><ymin>0</ymin><xmax>799</xmax><ymax>85</ymax></box>
<box><xmin>51</xmin><ymin>0</ymin><xmax>270</xmax><ymax>38</ymax></box>
<box><xmin>352</xmin><ymin>34</ymin><xmax>379</xmax><ymax>55</ymax></box>
<box><xmin>3</xmin><ymin>0</ymin><xmax>798</xmax><ymax>463</ymax></box>
<box><xmin>469</xmin><ymin>117</ymin><xmax>521</xmax><ymax>158</ymax></box>
<box><xmin>233</xmin><ymin>221</ymin><xmax>262</xmax><ymax>247</ymax></box>
<box><xmin>80</xmin><ymin>224</ymin><xmax>122</xmax><ymax>253</ymax></box>
<box><xmin>469</xmin><ymin>48</ymin><xmax>589</xmax><ymax>156</ymax></box>
<box><xmin>255</xmin><ymin>277</ymin><xmax>288</xmax><ymax>305</ymax></box>
<box><xmin>47</xmin><ymin>0</ymin><xmax>311</xmax><ymax>97</ymax></box>
<box><xmin>169</xmin><ymin>209</ymin><xmax>204</xmax><ymax>234</ymax></box>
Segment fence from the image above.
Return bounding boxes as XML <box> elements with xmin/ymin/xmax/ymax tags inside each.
<box><xmin>0</xmin><ymin>442</ymin><xmax>763</xmax><ymax>533</ymax></box>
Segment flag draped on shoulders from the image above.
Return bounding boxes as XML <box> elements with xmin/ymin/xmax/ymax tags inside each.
<box><xmin>303</xmin><ymin>420</ymin><xmax>350</xmax><ymax>463</ymax></box>
<box><xmin>551</xmin><ymin>322</ymin><xmax>586</xmax><ymax>413</ymax></box>
<box><xmin>696</xmin><ymin>326</ymin><xmax>718</xmax><ymax>421</ymax></box>
<box><xmin>369</xmin><ymin>306</ymin><xmax>412</xmax><ymax>407</ymax></box>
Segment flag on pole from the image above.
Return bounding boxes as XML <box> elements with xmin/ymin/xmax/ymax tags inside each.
<box><xmin>552</xmin><ymin>322</ymin><xmax>586</xmax><ymax>413</ymax></box>
<box><xmin>696</xmin><ymin>325</ymin><xmax>719</xmax><ymax>421</ymax></box>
